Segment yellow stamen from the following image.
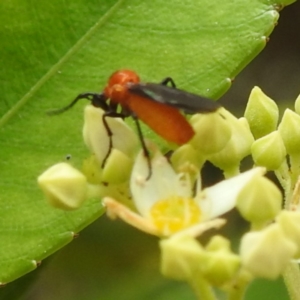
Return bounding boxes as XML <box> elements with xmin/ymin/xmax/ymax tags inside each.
<box><xmin>150</xmin><ymin>196</ymin><xmax>201</xmax><ymax>235</ymax></box>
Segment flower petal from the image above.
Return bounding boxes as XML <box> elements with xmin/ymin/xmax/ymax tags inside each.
<box><xmin>173</xmin><ymin>218</ymin><xmax>227</xmax><ymax>238</ymax></box>
<box><xmin>103</xmin><ymin>197</ymin><xmax>159</xmax><ymax>236</ymax></box>
<box><xmin>130</xmin><ymin>147</ymin><xmax>192</xmax><ymax>217</ymax></box>
<box><xmin>197</xmin><ymin>167</ymin><xmax>266</xmax><ymax>220</ymax></box>
<box><xmin>83</xmin><ymin>105</ymin><xmax>138</xmax><ymax>165</ymax></box>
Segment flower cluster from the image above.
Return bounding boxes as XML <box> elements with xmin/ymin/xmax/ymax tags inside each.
<box><xmin>38</xmin><ymin>87</ymin><xmax>300</xmax><ymax>299</ymax></box>
<box><xmin>245</xmin><ymin>87</ymin><xmax>300</xmax><ymax>207</ymax></box>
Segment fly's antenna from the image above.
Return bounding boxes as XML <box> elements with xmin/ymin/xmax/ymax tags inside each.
<box><xmin>46</xmin><ymin>92</ymin><xmax>107</xmax><ymax>115</ymax></box>
<box><xmin>47</xmin><ymin>97</ymin><xmax>81</xmax><ymax>115</ymax></box>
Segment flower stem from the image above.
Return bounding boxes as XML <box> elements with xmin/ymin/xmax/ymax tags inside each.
<box><xmin>274</xmin><ymin>159</ymin><xmax>290</xmax><ymax>192</ymax></box>
<box><xmin>227</xmin><ymin>286</ymin><xmax>247</xmax><ymax>300</ymax></box>
<box><xmin>223</xmin><ymin>165</ymin><xmax>240</xmax><ymax>179</ymax></box>
<box><xmin>188</xmin><ymin>276</ymin><xmax>216</xmax><ymax>300</ymax></box>
<box><xmin>283</xmin><ymin>262</ymin><xmax>300</xmax><ymax>300</ymax></box>
<box><xmin>225</xmin><ymin>270</ymin><xmax>252</xmax><ymax>300</ymax></box>
<box><xmin>290</xmin><ymin>154</ymin><xmax>300</xmax><ymax>189</ymax></box>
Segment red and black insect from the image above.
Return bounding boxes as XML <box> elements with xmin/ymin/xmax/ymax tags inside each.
<box><xmin>49</xmin><ymin>70</ymin><xmax>221</xmax><ymax>178</ymax></box>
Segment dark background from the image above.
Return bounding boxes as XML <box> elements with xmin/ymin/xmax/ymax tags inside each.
<box><xmin>222</xmin><ymin>3</ymin><xmax>300</xmax><ymax>112</ymax></box>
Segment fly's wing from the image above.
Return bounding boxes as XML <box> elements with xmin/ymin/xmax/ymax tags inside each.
<box><xmin>128</xmin><ymin>83</ymin><xmax>221</xmax><ymax>114</ymax></box>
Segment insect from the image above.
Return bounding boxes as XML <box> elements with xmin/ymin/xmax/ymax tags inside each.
<box><xmin>48</xmin><ymin>70</ymin><xmax>221</xmax><ymax>179</ymax></box>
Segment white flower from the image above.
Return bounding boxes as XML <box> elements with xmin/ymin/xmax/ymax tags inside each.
<box><xmin>103</xmin><ymin>147</ymin><xmax>266</xmax><ymax>237</ymax></box>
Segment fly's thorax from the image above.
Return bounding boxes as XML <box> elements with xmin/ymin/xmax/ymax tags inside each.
<box><xmin>104</xmin><ymin>84</ymin><xmax>129</xmax><ymax>107</ymax></box>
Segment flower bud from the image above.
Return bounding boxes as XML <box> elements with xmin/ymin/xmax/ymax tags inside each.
<box><xmin>208</xmin><ymin>116</ymin><xmax>254</xmax><ymax>173</ymax></box>
<box><xmin>160</xmin><ymin>234</ymin><xmax>204</xmax><ymax>281</ymax></box>
<box><xmin>278</xmin><ymin>109</ymin><xmax>300</xmax><ymax>155</ymax></box>
<box><xmin>236</xmin><ymin>176</ymin><xmax>282</xmax><ymax>225</ymax></box>
<box><xmin>294</xmin><ymin>94</ymin><xmax>300</xmax><ymax>115</ymax></box>
<box><xmin>277</xmin><ymin>211</ymin><xmax>300</xmax><ymax>258</ymax></box>
<box><xmin>38</xmin><ymin>163</ymin><xmax>87</xmax><ymax>210</ymax></box>
<box><xmin>201</xmin><ymin>236</ymin><xmax>240</xmax><ymax>286</ymax></box>
<box><xmin>101</xmin><ymin>149</ymin><xmax>133</xmax><ymax>183</ymax></box>
<box><xmin>251</xmin><ymin>131</ymin><xmax>286</xmax><ymax>170</ymax></box>
<box><xmin>240</xmin><ymin>224</ymin><xmax>297</xmax><ymax>279</ymax></box>
<box><xmin>244</xmin><ymin>87</ymin><xmax>279</xmax><ymax>139</ymax></box>
<box><xmin>170</xmin><ymin>144</ymin><xmax>205</xmax><ymax>173</ymax></box>
<box><xmin>189</xmin><ymin>108</ymin><xmax>231</xmax><ymax>155</ymax></box>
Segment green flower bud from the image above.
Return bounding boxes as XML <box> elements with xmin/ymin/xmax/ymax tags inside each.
<box><xmin>38</xmin><ymin>163</ymin><xmax>87</xmax><ymax>210</ymax></box>
<box><xmin>189</xmin><ymin>108</ymin><xmax>231</xmax><ymax>155</ymax></box>
<box><xmin>277</xmin><ymin>211</ymin><xmax>300</xmax><ymax>258</ymax></box>
<box><xmin>170</xmin><ymin>144</ymin><xmax>205</xmax><ymax>174</ymax></box>
<box><xmin>236</xmin><ymin>176</ymin><xmax>282</xmax><ymax>225</ymax></box>
<box><xmin>102</xmin><ymin>149</ymin><xmax>133</xmax><ymax>183</ymax></box>
<box><xmin>244</xmin><ymin>87</ymin><xmax>279</xmax><ymax>139</ymax></box>
<box><xmin>201</xmin><ymin>236</ymin><xmax>240</xmax><ymax>286</ymax></box>
<box><xmin>240</xmin><ymin>224</ymin><xmax>297</xmax><ymax>279</ymax></box>
<box><xmin>160</xmin><ymin>234</ymin><xmax>204</xmax><ymax>281</ymax></box>
<box><xmin>251</xmin><ymin>131</ymin><xmax>286</xmax><ymax>170</ymax></box>
<box><xmin>208</xmin><ymin>116</ymin><xmax>254</xmax><ymax>173</ymax></box>
<box><xmin>82</xmin><ymin>155</ymin><xmax>132</xmax><ymax>203</ymax></box>
<box><xmin>278</xmin><ymin>109</ymin><xmax>300</xmax><ymax>155</ymax></box>
<box><xmin>294</xmin><ymin>94</ymin><xmax>300</xmax><ymax>115</ymax></box>
<box><xmin>205</xmin><ymin>235</ymin><xmax>231</xmax><ymax>252</ymax></box>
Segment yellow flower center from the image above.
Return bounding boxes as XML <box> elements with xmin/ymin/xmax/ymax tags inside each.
<box><xmin>150</xmin><ymin>196</ymin><xmax>201</xmax><ymax>235</ymax></box>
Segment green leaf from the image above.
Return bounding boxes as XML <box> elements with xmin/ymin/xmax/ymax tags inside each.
<box><xmin>0</xmin><ymin>0</ymin><xmax>296</xmax><ymax>284</ymax></box>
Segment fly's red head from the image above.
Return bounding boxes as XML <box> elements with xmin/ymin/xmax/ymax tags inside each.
<box><xmin>104</xmin><ymin>70</ymin><xmax>140</xmax><ymax>106</ymax></box>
